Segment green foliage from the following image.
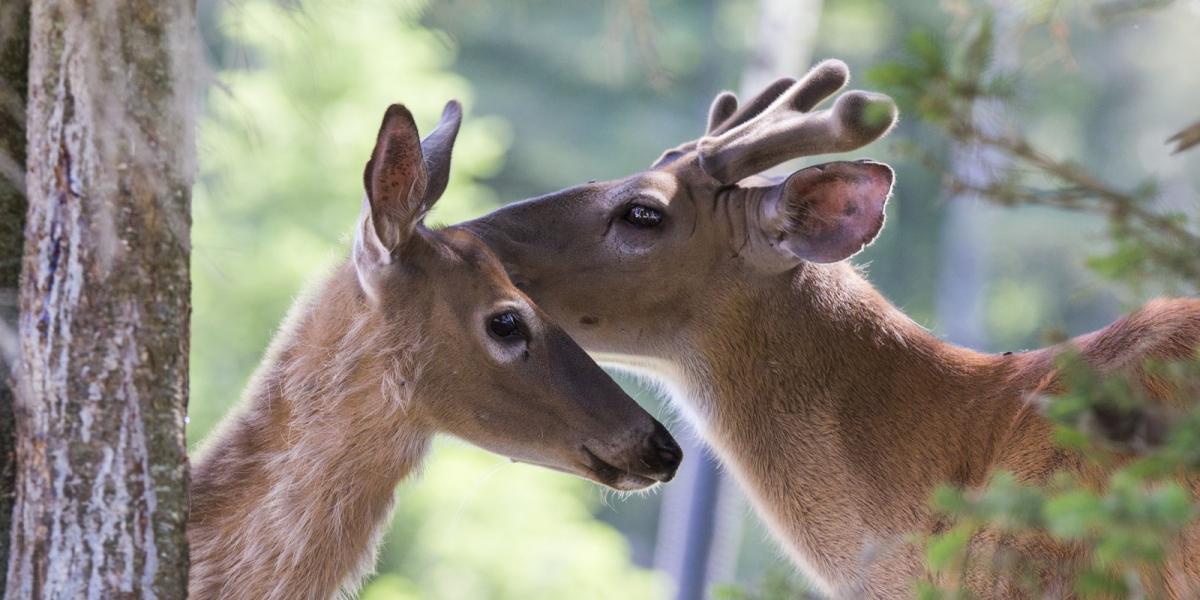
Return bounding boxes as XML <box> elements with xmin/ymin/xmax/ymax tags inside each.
<box><xmin>925</xmin><ymin>471</ymin><xmax>1195</xmax><ymax>596</ymax></box>
<box><xmin>865</xmin><ymin>12</ymin><xmax>1004</xmax><ymax>130</ymax></box>
<box><xmin>922</xmin><ymin>354</ymin><xmax>1200</xmax><ymax>597</ymax></box>
<box><xmin>867</xmin><ymin>5</ymin><xmax>1200</xmax><ymax>292</ymax></box>
<box><xmin>861</xmin><ymin>3</ymin><xmax>1200</xmax><ymax>596</ymax></box>
<box><xmin>192</xmin><ymin>0</ymin><xmax>661</xmax><ymax>598</ymax></box>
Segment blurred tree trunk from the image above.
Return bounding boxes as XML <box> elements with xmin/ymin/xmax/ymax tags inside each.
<box><xmin>739</xmin><ymin>0</ymin><xmax>822</xmax><ymax>99</ymax></box>
<box><xmin>0</xmin><ymin>1</ymin><xmax>30</xmax><ymax>594</ymax></box>
<box><xmin>935</xmin><ymin>7</ymin><xmax>1017</xmax><ymax>350</ymax></box>
<box><xmin>936</xmin><ymin>165</ymin><xmax>991</xmax><ymax>349</ymax></box>
<box><xmin>4</xmin><ymin>0</ymin><xmax>195</xmax><ymax>597</ymax></box>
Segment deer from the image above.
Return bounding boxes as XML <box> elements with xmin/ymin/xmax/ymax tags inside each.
<box><xmin>462</xmin><ymin>60</ymin><xmax>1200</xmax><ymax>598</ymax></box>
<box><xmin>186</xmin><ymin>101</ymin><xmax>683</xmax><ymax>600</ymax></box>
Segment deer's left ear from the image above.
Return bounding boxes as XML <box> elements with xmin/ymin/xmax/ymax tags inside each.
<box><xmin>757</xmin><ymin>160</ymin><xmax>893</xmax><ymax>263</ymax></box>
<box><xmin>418</xmin><ymin>100</ymin><xmax>463</xmax><ymax>209</ymax></box>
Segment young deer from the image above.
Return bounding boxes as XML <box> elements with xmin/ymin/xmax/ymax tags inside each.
<box><xmin>463</xmin><ymin>60</ymin><xmax>1200</xmax><ymax>597</ymax></box>
<box><xmin>187</xmin><ymin>102</ymin><xmax>682</xmax><ymax>600</ymax></box>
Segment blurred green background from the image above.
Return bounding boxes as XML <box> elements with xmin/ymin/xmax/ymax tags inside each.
<box><xmin>189</xmin><ymin>0</ymin><xmax>1200</xmax><ymax>598</ymax></box>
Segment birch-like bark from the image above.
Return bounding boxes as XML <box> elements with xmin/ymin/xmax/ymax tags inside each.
<box><xmin>0</xmin><ymin>0</ymin><xmax>30</xmax><ymax>593</ymax></box>
<box><xmin>5</xmin><ymin>0</ymin><xmax>196</xmax><ymax>597</ymax></box>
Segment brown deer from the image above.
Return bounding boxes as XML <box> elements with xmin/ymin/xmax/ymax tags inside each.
<box><xmin>463</xmin><ymin>60</ymin><xmax>1200</xmax><ymax>597</ymax></box>
<box><xmin>187</xmin><ymin>102</ymin><xmax>682</xmax><ymax>600</ymax></box>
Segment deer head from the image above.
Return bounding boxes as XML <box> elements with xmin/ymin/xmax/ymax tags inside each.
<box><xmin>358</xmin><ymin>102</ymin><xmax>681</xmax><ymax>490</ymax></box>
<box><xmin>462</xmin><ymin>60</ymin><xmax>898</xmax><ymax>356</ymax></box>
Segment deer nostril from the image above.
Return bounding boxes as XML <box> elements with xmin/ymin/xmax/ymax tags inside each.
<box><xmin>650</xmin><ymin>422</ymin><xmax>683</xmax><ymax>469</ymax></box>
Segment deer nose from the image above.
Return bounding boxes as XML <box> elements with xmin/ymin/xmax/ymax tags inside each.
<box><xmin>646</xmin><ymin>422</ymin><xmax>683</xmax><ymax>481</ymax></box>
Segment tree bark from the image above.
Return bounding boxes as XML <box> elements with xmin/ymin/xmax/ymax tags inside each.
<box><xmin>5</xmin><ymin>0</ymin><xmax>195</xmax><ymax>597</ymax></box>
<box><xmin>0</xmin><ymin>1</ymin><xmax>31</xmax><ymax>595</ymax></box>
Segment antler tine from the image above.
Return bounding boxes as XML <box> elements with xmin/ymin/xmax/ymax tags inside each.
<box><xmin>652</xmin><ymin>79</ymin><xmax>798</xmax><ymax>169</ymax></box>
<box><xmin>709</xmin><ymin>77</ymin><xmax>796</xmax><ymax>136</ymax></box>
<box><xmin>650</xmin><ymin>91</ymin><xmax>744</xmax><ymax>168</ymax></box>
<box><xmin>697</xmin><ymin>59</ymin><xmax>898</xmax><ymax>184</ymax></box>
<box><xmin>706</xmin><ymin>92</ymin><xmax>739</xmax><ymax>134</ymax></box>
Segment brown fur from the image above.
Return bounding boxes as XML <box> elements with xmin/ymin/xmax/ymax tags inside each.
<box><xmin>462</xmin><ymin>61</ymin><xmax>1200</xmax><ymax>597</ymax></box>
<box><xmin>190</xmin><ymin>263</ymin><xmax>427</xmax><ymax>599</ymax></box>
<box><xmin>690</xmin><ymin>266</ymin><xmax>1200</xmax><ymax>597</ymax></box>
<box><xmin>187</xmin><ymin>104</ymin><xmax>681</xmax><ymax>600</ymax></box>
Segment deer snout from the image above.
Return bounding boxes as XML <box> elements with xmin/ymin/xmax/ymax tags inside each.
<box><xmin>582</xmin><ymin>421</ymin><xmax>683</xmax><ymax>491</ymax></box>
<box><xmin>644</xmin><ymin>421</ymin><xmax>683</xmax><ymax>482</ymax></box>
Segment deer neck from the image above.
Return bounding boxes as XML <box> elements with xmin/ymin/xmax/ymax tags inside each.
<box><xmin>604</xmin><ymin>261</ymin><xmax>1023</xmax><ymax>594</ymax></box>
<box><xmin>189</xmin><ymin>263</ymin><xmax>430</xmax><ymax>600</ymax></box>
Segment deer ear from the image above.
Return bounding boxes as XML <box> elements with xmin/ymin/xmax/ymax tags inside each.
<box><xmin>355</xmin><ymin>102</ymin><xmax>464</xmax><ymax>296</ymax></box>
<box><xmin>358</xmin><ymin>104</ymin><xmax>428</xmax><ymax>268</ymax></box>
<box><xmin>420</xmin><ymin>100</ymin><xmax>463</xmax><ymax>206</ymax></box>
<box><xmin>758</xmin><ymin>160</ymin><xmax>893</xmax><ymax>263</ymax></box>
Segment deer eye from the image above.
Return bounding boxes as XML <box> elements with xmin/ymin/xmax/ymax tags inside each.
<box><xmin>623</xmin><ymin>204</ymin><xmax>664</xmax><ymax>228</ymax></box>
<box><xmin>488</xmin><ymin>312</ymin><xmax>524</xmax><ymax>341</ymax></box>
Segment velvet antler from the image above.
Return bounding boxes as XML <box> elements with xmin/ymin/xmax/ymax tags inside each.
<box><xmin>695</xmin><ymin>60</ymin><xmax>898</xmax><ymax>184</ymax></box>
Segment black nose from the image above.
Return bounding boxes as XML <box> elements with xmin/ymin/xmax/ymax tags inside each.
<box><xmin>648</xmin><ymin>421</ymin><xmax>683</xmax><ymax>481</ymax></box>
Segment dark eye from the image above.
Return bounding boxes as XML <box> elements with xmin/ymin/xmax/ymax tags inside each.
<box><xmin>623</xmin><ymin>204</ymin><xmax>664</xmax><ymax>228</ymax></box>
<box><xmin>488</xmin><ymin>312</ymin><xmax>524</xmax><ymax>341</ymax></box>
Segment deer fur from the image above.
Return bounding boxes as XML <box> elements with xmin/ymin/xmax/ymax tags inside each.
<box><xmin>187</xmin><ymin>102</ymin><xmax>681</xmax><ymax>600</ymax></box>
<box><xmin>189</xmin><ymin>261</ymin><xmax>430</xmax><ymax>599</ymax></box>
<box><xmin>673</xmin><ymin>261</ymin><xmax>1200</xmax><ymax>597</ymax></box>
<box><xmin>463</xmin><ymin>60</ymin><xmax>1200</xmax><ymax>597</ymax></box>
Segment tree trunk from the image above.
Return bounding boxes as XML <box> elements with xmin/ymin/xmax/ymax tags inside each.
<box><xmin>5</xmin><ymin>0</ymin><xmax>195</xmax><ymax>597</ymax></box>
<box><xmin>739</xmin><ymin>0</ymin><xmax>823</xmax><ymax>100</ymax></box>
<box><xmin>935</xmin><ymin>6</ymin><xmax>1018</xmax><ymax>351</ymax></box>
<box><xmin>0</xmin><ymin>0</ymin><xmax>30</xmax><ymax>594</ymax></box>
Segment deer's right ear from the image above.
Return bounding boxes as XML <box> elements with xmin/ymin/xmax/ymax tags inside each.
<box><xmin>755</xmin><ymin>160</ymin><xmax>894</xmax><ymax>264</ymax></box>
<box><xmin>356</xmin><ymin>102</ymin><xmax>464</xmax><ymax>297</ymax></box>
<box><xmin>356</xmin><ymin>104</ymin><xmax>428</xmax><ymax>275</ymax></box>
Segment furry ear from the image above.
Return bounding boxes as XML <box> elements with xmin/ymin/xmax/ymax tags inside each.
<box><xmin>419</xmin><ymin>100</ymin><xmax>463</xmax><ymax>207</ymax></box>
<box><xmin>758</xmin><ymin>160</ymin><xmax>894</xmax><ymax>263</ymax></box>
<box><xmin>355</xmin><ymin>101</ymin><xmax>463</xmax><ymax>271</ymax></box>
<box><xmin>358</xmin><ymin>104</ymin><xmax>428</xmax><ymax>265</ymax></box>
